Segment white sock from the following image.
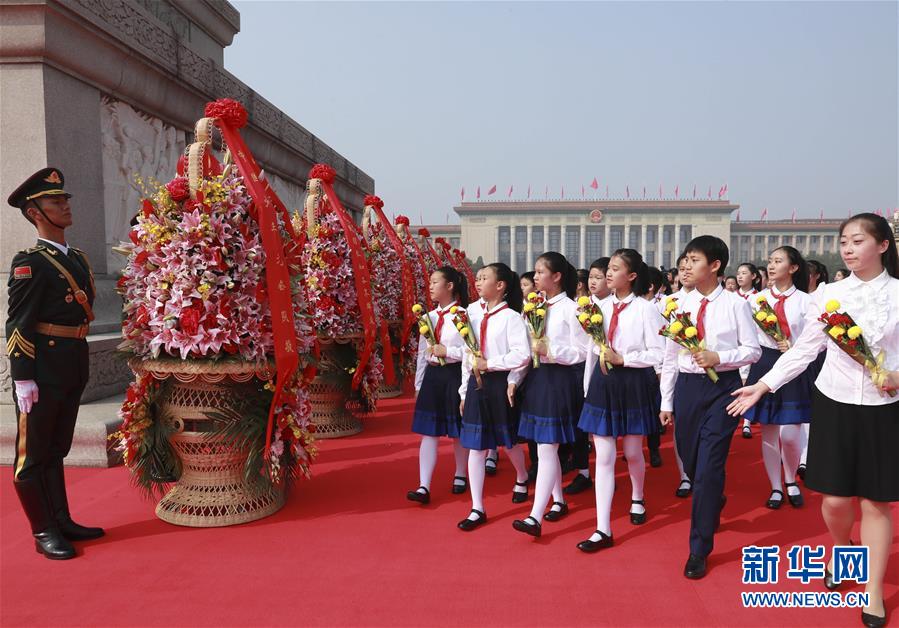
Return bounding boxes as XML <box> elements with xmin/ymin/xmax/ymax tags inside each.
<box><xmin>419</xmin><ymin>436</ymin><xmax>439</xmax><ymax>491</ymax></box>
<box><xmin>487</xmin><ymin>449</ymin><xmax>498</xmax><ymax>463</ymax></box>
<box><xmin>453</xmin><ymin>439</ymin><xmax>468</xmax><ymax>485</ymax></box>
<box><xmin>799</xmin><ymin>422</ymin><xmax>810</xmax><ymax>466</ymax></box>
<box><xmin>761</xmin><ymin>424</ymin><xmax>783</xmax><ymax>496</ymax></box>
<box><xmin>467</xmin><ymin>449</ymin><xmax>487</xmax><ymax>516</ymax></box>
<box><xmin>504</xmin><ymin>445</ymin><xmax>529</xmax><ymax>491</ymax></box>
<box><xmin>623</xmin><ymin>435</ymin><xmax>645</xmax><ymax>514</ymax></box>
<box><xmin>780</xmin><ymin>424</ymin><xmax>802</xmax><ymax>495</ymax></box>
<box><xmin>530</xmin><ymin>443</ymin><xmax>561</xmax><ymax>520</ymax></box>
<box><xmin>591</xmin><ymin>435</ymin><xmax>616</xmax><ymax>540</ymax></box>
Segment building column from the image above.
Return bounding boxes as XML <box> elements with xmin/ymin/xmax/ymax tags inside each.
<box><xmin>674</xmin><ymin>223</ymin><xmax>681</xmax><ymax>261</ymax></box>
<box><xmin>624</xmin><ymin>224</ymin><xmax>631</xmax><ymax>253</ymax></box>
<box><xmin>510</xmin><ymin>226</ymin><xmax>517</xmax><ymax>273</ymax></box>
<box><xmin>579</xmin><ymin>223</ymin><xmax>587</xmax><ymax>267</ymax></box>
<box><xmin>495</xmin><ymin>227</ymin><xmax>501</xmax><ymax>262</ymax></box>
<box><xmin>640</xmin><ymin>222</ymin><xmax>647</xmax><ymax>258</ymax></box>
<box><xmin>526</xmin><ymin>224</ymin><xmax>533</xmax><ymax>272</ymax></box>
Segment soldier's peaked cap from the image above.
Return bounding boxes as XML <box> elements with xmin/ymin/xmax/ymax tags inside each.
<box><xmin>7</xmin><ymin>168</ymin><xmax>71</xmax><ymax>209</ymax></box>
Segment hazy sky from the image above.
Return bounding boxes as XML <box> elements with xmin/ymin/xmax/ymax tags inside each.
<box><xmin>227</xmin><ymin>1</ymin><xmax>898</xmax><ymax>224</ymax></box>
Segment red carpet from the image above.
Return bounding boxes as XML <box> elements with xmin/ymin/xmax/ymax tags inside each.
<box><xmin>2</xmin><ymin>393</ymin><xmax>896</xmax><ymax>626</ymax></box>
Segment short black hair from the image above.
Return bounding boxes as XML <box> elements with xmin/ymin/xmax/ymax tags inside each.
<box><xmin>520</xmin><ymin>271</ymin><xmax>535</xmax><ymax>283</ymax></box>
<box><xmin>683</xmin><ymin>235</ymin><xmax>729</xmax><ymax>277</ymax></box>
<box><xmin>589</xmin><ymin>257</ymin><xmax>611</xmax><ymax>273</ymax></box>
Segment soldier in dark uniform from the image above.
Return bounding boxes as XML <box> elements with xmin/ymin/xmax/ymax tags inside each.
<box><xmin>6</xmin><ymin>168</ymin><xmax>103</xmax><ymax>560</ymax></box>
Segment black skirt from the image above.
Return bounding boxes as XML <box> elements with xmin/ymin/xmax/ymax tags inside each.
<box><xmin>805</xmin><ymin>390</ymin><xmax>899</xmax><ymax>502</ymax></box>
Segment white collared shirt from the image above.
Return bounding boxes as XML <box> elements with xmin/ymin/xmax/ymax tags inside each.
<box><xmin>414</xmin><ymin>301</ymin><xmax>466</xmax><ymax>391</ymax></box>
<box><xmin>738</xmin><ymin>287</ymin><xmax>758</xmax><ymax>301</ymax></box>
<box><xmin>660</xmin><ymin>284</ymin><xmax>762</xmax><ymax>412</ymax></box>
<box><xmin>761</xmin><ymin>270</ymin><xmax>899</xmax><ymax>406</ymax></box>
<box><xmin>751</xmin><ymin>285</ymin><xmax>813</xmax><ymax>350</ymax></box>
<box><xmin>459</xmin><ymin>302</ymin><xmax>531</xmax><ymax>399</ymax></box>
<box><xmin>532</xmin><ymin>293</ymin><xmax>590</xmax><ymax>366</ymax></box>
<box><xmin>657</xmin><ymin>287</ymin><xmax>691</xmax><ymax>316</ymax></box>
<box><xmin>39</xmin><ymin>237</ymin><xmax>69</xmax><ymax>255</ymax></box>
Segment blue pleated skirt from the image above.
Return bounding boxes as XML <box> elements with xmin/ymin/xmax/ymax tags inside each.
<box><xmin>411</xmin><ymin>362</ymin><xmax>463</xmax><ymax>437</ymax></box>
<box><xmin>578</xmin><ymin>364</ymin><xmax>661</xmax><ymax>437</ymax></box>
<box><xmin>460</xmin><ymin>371</ymin><xmax>519</xmax><ymax>450</ymax></box>
<box><xmin>517</xmin><ymin>363</ymin><xmax>584</xmax><ymax>444</ymax></box>
<box><xmin>745</xmin><ymin>347</ymin><xmax>813</xmax><ymax>425</ymax></box>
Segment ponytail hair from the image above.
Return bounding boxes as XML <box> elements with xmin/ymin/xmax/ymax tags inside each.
<box><xmin>435</xmin><ymin>265</ymin><xmax>470</xmax><ymax>307</ymax></box>
<box><xmin>839</xmin><ymin>213</ymin><xmax>899</xmax><ymax>279</ymax></box>
<box><xmin>773</xmin><ymin>245</ymin><xmax>809</xmax><ymax>293</ymax></box>
<box><xmin>486</xmin><ymin>262</ymin><xmax>523</xmax><ymax>313</ymax></box>
<box><xmin>611</xmin><ymin>248</ymin><xmax>650</xmax><ymax>296</ymax></box>
<box><xmin>738</xmin><ymin>262</ymin><xmax>763</xmax><ymax>291</ymax></box>
<box><xmin>537</xmin><ymin>251</ymin><xmax>578</xmax><ymax>298</ymax></box>
<box><xmin>807</xmin><ymin>259</ymin><xmax>829</xmax><ymax>285</ymax></box>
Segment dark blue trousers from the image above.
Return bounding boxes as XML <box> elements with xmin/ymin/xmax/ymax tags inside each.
<box><xmin>673</xmin><ymin>370</ymin><xmax>741</xmax><ymax>558</ymax></box>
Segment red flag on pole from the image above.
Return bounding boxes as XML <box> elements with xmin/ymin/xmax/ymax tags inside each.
<box><xmin>707</xmin><ymin>185</ymin><xmax>712</xmax><ymax>199</ymax></box>
<box><xmin>487</xmin><ymin>184</ymin><xmax>497</xmax><ymax>196</ymax></box>
<box><xmin>692</xmin><ymin>183</ymin><xmax>697</xmax><ymax>199</ymax></box>
<box><xmin>590</xmin><ymin>177</ymin><xmax>599</xmax><ymax>190</ymax></box>
<box><xmin>605</xmin><ymin>185</ymin><xmax>609</xmax><ymax>199</ymax></box>
<box><xmin>642</xmin><ymin>185</ymin><xmax>646</xmax><ymax>199</ymax></box>
<box><xmin>675</xmin><ymin>184</ymin><xmax>679</xmax><ymax>199</ymax></box>
<box><xmin>476</xmin><ymin>186</ymin><xmax>481</xmax><ymax>199</ymax></box>
<box><xmin>659</xmin><ymin>183</ymin><xmax>663</xmax><ymax>198</ymax></box>
<box><xmin>819</xmin><ymin>209</ymin><xmax>824</xmax><ymax>221</ymax></box>
<box><xmin>581</xmin><ymin>184</ymin><xmax>585</xmax><ymax>198</ymax></box>
<box><xmin>626</xmin><ymin>185</ymin><xmax>630</xmax><ymax>199</ymax></box>
<box><xmin>561</xmin><ymin>185</ymin><xmax>565</xmax><ymax>199</ymax></box>
<box><xmin>460</xmin><ymin>186</ymin><xmax>465</xmax><ymax>201</ymax></box>
<box><xmin>508</xmin><ymin>185</ymin><xmax>513</xmax><ymax>198</ymax></box>
<box><xmin>736</xmin><ymin>209</ymin><xmax>741</xmax><ymax>221</ymax></box>
<box><xmin>723</xmin><ymin>183</ymin><xmax>728</xmax><ymax>197</ymax></box>
<box><xmin>761</xmin><ymin>207</ymin><xmax>768</xmax><ymax>221</ymax></box>
<box><xmin>545</xmin><ymin>184</ymin><xmax>549</xmax><ymax>198</ymax></box>
<box><xmin>527</xmin><ymin>184</ymin><xmax>531</xmax><ymax>199</ymax></box>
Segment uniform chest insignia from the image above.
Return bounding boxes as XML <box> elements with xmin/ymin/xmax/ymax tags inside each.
<box><xmin>13</xmin><ymin>266</ymin><xmax>32</xmax><ymax>280</ymax></box>
<box><xmin>65</xmin><ymin>294</ymin><xmax>74</xmax><ymax>303</ymax></box>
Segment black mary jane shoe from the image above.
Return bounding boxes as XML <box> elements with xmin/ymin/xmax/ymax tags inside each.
<box><xmin>563</xmin><ymin>473</ymin><xmax>593</xmax><ymax>495</ymax></box>
<box><xmin>785</xmin><ymin>482</ymin><xmax>804</xmax><ymax>507</ymax></box>
<box><xmin>512</xmin><ymin>516</ymin><xmax>542</xmax><ymax>538</ymax></box>
<box><xmin>485</xmin><ymin>455</ymin><xmax>498</xmax><ymax>476</ymax></box>
<box><xmin>451</xmin><ymin>476</ymin><xmax>468</xmax><ymax>495</ymax></box>
<box><xmin>406</xmin><ymin>486</ymin><xmax>430</xmax><ymax>504</ymax></box>
<box><xmin>457</xmin><ymin>509</ymin><xmax>487</xmax><ymax>532</ymax></box>
<box><xmin>766</xmin><ymin>489</ymin><xmax>784</xmax><ymax>510</ymax></box>
<box><xmin>742</xmin><ymin>425</ymin><xmax>753</xmax><ymax>439</ymax></box>
<box><xmin>861</xmin><ymin>607</ymin><xmax>887</xmax><ymax>628</ymax></box>
<box><xmin>684</xmin><ymin>553</ymin><xmax>708</xmax><ymax>579</ymax></box>
<box><xmin>577</xmin><ymin>530</ymin><xmax>614</xmax><ymax>553</ymax></box>
<box><xmin>675</xmin><ymin>479</ymin><xmax>693</xmax><ymax>499</ymax></box>
<box><xmin>542</xmin><ymin>501</ymin><xmax>569</xmax><ymax>522</ymax></box>
<box><xmin>797</xmin><ymin>464</ymin><xmax>806</xmax><ymax>480</ymax></box>
<box><xmin>629</xmin><ymin>499</ymin><xmax>647</xmax><ymax>525</ymax></box>
<box><xmin>649</xmin><ymin>450</ymin><xmax>663</xmax><ymax>468</ymax></box>
<box><xmin>512</xmin><ymin>481</ymin><xmax>529</xmax><ymax>504</ymax></box>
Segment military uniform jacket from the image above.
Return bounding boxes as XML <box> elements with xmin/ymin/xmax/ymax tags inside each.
<box><xmin>6</xmin><ymin>242</ymin><xmax>95</xmax><ymax>383</ymax></box>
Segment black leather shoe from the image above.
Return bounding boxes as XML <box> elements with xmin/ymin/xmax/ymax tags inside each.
<box><xmin>861</xmin><ymin>605</ymin><xmax>887</xmax><ymax>627</ymax></box>
<box><xmin>543</xmin><ymin>501</ymin><xmax>569</xmax><ymax>522</ymax></box>
<box><xmin>512</xmin><ymin>481</ymin><xmax>529</xmax><ymax>504</ymax></box>
<box><xmin>44</xmin><ymin>463</ymin><xmax>105</xmax><ymax>541</ymax></box>
<box><xmin>58</xmin><ymin>519</ymin><xmax>105</xmax><ymax>541</ymax></box>
<box><xmin>766</xmin><ymin>489</ymin><xmax>785</xmax><ymax>510</ymax></box>
<box><xmin>630</xmin><ymin>499</ymin><xmax>647</xmax><ymax>525</ymax></box>
<box><xmin>485</xmin><ymin>455</ymin><xmax>498</xmax><ymax>477</ymax></box>
<box><xmin>742</xmin><ymin>425</ymin><xmax>753</xmax><ymax>439</ymax></box>
<box><xmin>563</xmin><ymin>473</ymin><xmax>593</xmax><ymax>495</ymax></box>
<box><xmin>34</xmin><ymin>530</ymin><xmax>76</xmax><ymax>560</ymax></box>
<box><xmin>785</xmin><ymin>482</ymin><xmax>804</xmax><ymax>507</ymax></box>
<box><xmin>797</xmin><ymin>464</ymin><xmax>806</xmax><ymax>480</ymax></box>
<box><xmin>512</xmin><ymin>516</ymin><xmax>542</xmax><ymax>537</ymax></box>
<box><xmin>649</xmin><ymin>450</ymin><xmax>663</xmax><ymax>468</ymax></box>
<box><xmin>14</xmin><ymin>479</ymin><xmax>76</xmax><ymax>560</ymax></box>
<box><xmin>577</xmin><ymin>530</ymin><xmax>614</xmax><ymax>553</ymax></box>
<box><xmin>675</xmin><ymin>479</ymin><xmax>693</xmax><ymax>498</ymax></box>
<box><xmin>406</xmin><ymin>486</ymin><xmax>430</xmax><ymax>504</ymax></box>
<box><xmin>823</xmin><ymin>567</ymin><xmax>842</xmax><ymax>591</ymax></box>
<box><xmin>684</xmin><ymin>554</ymin><xmax>707</xmax><ymax>579</ymax></box>
<box><xmin>458</xmin><ymin>509</ymin><xmax>487</xmax><ymax>531</ymax></box>
<box><xmin>451</xmin><ymin>476</ymin><xmax>468</xmax><ymax>494</ymax></box>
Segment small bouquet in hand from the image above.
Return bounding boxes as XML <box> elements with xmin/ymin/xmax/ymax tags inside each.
<box><xmin>753</xmin><ymin>295</ymin><xmax>789</xmax><ymax>347</ymax></box>
<box><xmin>576</xmin><ymin>296</ymin><xmax>612</xmax><ymax>372</ymax></box>
<box><xmin>659</xmin><ymin>313</ymin><xmax>719</xmax><ymax>382</ymax></box>
<box><xmin>662</xmin><ymin>296</ymin><xmax>680</xmax><ymax>321</ymax></box>
<box><xmin>522</xmin><ymin>291</ymin><xmax>548</xmax><ymax>368</ymax></box>
<box><xmin>450</xmin><ymin>305</ymin><xmax>483</xmax><ymax>389</ymax></box>
<box><xmin>819</xmin><ymin>299</ymin><xmax>895</xmax><ymax>397</ymax></box>
<box><xmin>412</xmin><ymin>303</ymin><xmax>445</xmax><ymax>366</ymax></box>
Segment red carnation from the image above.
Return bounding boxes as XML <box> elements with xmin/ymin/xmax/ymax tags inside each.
<box><xmin>363</xmin><ymin>195</ymin><xmax>384</xmax><ymax>210</ymax></box>
<box><xmin>418</xmin><ymin>228</ymin><xmax>431</xmax><ymax>237</ymax></box>
<box><xmin>179</xmin><ymin>307</ymin><xmax>201</xmax><ymax>336</ymax></box>
<box><xmin>204</xmin><ymin>98</ymin><xmax>248</xmax><ymax>128</ymax></box>
<box><xmin>395</xmin><ymin>215</ymin><xmax>410</xmax><ymax>226</ymax></box>
<box><xmin>166</xmin><ymin>177</ymin><xmax>190</xmax><ymax>202</ymax></box>
<box><xmin>308</xmin><ymin>163</ymin><xmax>336</xmax><ymax>183</ymax></box>
<box><xmin>142</xmin><ymin>199</ymin><xmax>156</xmax><ymax>218</ymax></box>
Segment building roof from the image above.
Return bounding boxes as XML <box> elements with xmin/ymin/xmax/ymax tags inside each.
<box><xmin>731</xmin><ymin>219</ymin><xmax>843</xmax><ymax>233</ymax></box>
<box><xmin>412</xmin><ymin>224</ymin><xmax>461</xmax><ymax>234</ymax></box>
<box><xmin>454</xmin><ymin>199</ymin><xmax>739</xmax><ymax>215</ymax></box>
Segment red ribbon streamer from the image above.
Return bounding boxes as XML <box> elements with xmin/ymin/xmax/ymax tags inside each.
<box><xmin>379</xmin><ymin>318</ymin><xmax>396</xmax><ymax>386</ymax></box>
<box><xmin>372</xmin><ymin>206</ymin><xmax>416</xmax><ymax>348</ymax></box>
<box><xmin>402</xmin><ymin>226</ymin><xmax>433</xmax><ymax>310</ymax></box>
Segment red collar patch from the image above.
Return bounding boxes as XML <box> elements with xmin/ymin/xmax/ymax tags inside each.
<box><xmin>14</xmin><ymin>266</ymin><xmax>32</xmax><ymax>279</ymax></box>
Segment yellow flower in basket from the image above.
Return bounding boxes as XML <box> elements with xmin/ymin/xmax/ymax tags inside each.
<box><xmin>577</xmin><ymin>296</ymin><xmax>591</xmax><ymax>307</ymax></box>
<box><xmin>825</xmin><ymin>300</ymin><xmax>840</xmax><ymax>314</ymax></box>
<box><xmin>669</xmin><ymin>321</ymin><xmax>684</xmax><ymax>334</ymax></box>
<box><xmin>828</xmin><ymin>326</ymin><xmax>845</xmax><ymax>339</ymax></box>
<box><xmin>684</xmin><ymin>326</ymin><xmax>698</xmax><ymax>339</ymax></box>
<box><xmin>523</xmin><ymin>302</ymin><xmax>536</xmax><ymax>313</ymax></box>
<box><xmin>578</xmin><ymin>312</ymin><xmax>590</xmax><ymax>324</ymax></box>
<box><xmin>412</xmin><ymin>304</ymin><xmax>424</xmax><ymax>315</ymax></box>
<box><xmin>847</xmin><ymin>325</ymin><xmax>862</xmax><ymax>340</ymax></box>
<box><xmin>460</xmin><ymin>327</ymin><xmax>470</xmax><ymax>337</ymax></box>
<box><xmin>765</xmin><ymin>314</ymin><xmax>778</xmax><ymax>324</ymax></box>
<box><xmin>755</xmin><ymin>310</ymin><xmax>767</xmax><ymax>322</ymax></box>
<box><xmin>418</xmin><ymin>325</ymin><xmax>429</xmax><ymax>335</ymax></box>
<box><xmin>536</xmin><ymin>308</ymin><xmax>546</xmax><ymax>317</ymax></box>
<box><xmin>590</xmin><ymin>313</ymin><xmax>603</xmax><ymax>325</ymax></box>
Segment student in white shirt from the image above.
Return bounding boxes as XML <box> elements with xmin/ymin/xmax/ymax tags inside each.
<box><xmin>735</xmin><ymin>262</ymin><xmax>763</xmax><ymax>439</ymax></box>
<box><xmin>512</xmin><ymin>252</ymin><xmax>590</xmax><ymax>538</ymax></box>
<box><xmin>407</xmin><ymin>266</ymin><xmax>470</xmax><ymax>505</ymax></box>
<box><xmin>659</xmin><ymin>236</ymin><xmax>761</xmax><ymax>580</ymax></box>
<box><xmin>729</xmin><ymin>214</ymin><xmax>899</xmax><ymax>627</ymax></box>
<box><xmin>457</xmin><ymin>263</ymin><xmax>531</xmax><ymax>531</ymax></box>
<box><xmin>744</xmin><ymin>246</ymin><xmax>816</xmax><ymax>511</ymax></box>
<box><xmin>575</xmin><ymin>249</ymin><xmax>665</xmax><ymax>552</ymax></box>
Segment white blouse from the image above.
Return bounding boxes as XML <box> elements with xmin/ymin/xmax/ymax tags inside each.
<box><xmin>531</xmin><ymin>293</ymin><xmax>591</xmax><ymax>366</ymax></box>
<box><xmin>738</xmin><ymin>287</ymin><xmax>758</xmax><ymax>301</ymax></box>
<box><xmin>750</xmin><ymin>285</ymin><xmax>813</xmax><ymax>350</ymax></box>
<box><xmin>760</xmin><ymin>270</ymin><xmax>899</xmax><ymax>406</ymax></box>
<box><xmin>414</xmin><ymin>301</ymin><xmax>466</xmax><ymax>391</ymax></box>
<box><xmin>660</xmin><ymin>284</ymin><xmax>762</xmax><ymax>412</ymax></box>
<box><xmin>459</xmin><ymin>303</ymin><xmax>531</xmax><ymax>399</ymax></box>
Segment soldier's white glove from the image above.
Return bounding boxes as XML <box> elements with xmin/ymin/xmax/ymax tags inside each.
<box><xmin>14</xmin><ymin>380</ymin><xmax>39</xmax><ymax>414</ymax></box>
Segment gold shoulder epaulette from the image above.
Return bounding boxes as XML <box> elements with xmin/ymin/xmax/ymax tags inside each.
<box><xmin>22</xmin><ymin>244</ymin><xmax>47</xmax><ymax>255</ymax></box>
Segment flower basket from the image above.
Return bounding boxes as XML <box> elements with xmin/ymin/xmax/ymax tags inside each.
<box><xmin>308</xmin><ymin>336</ymin><xmax>363</xmax><ymax>438</ymax></box>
